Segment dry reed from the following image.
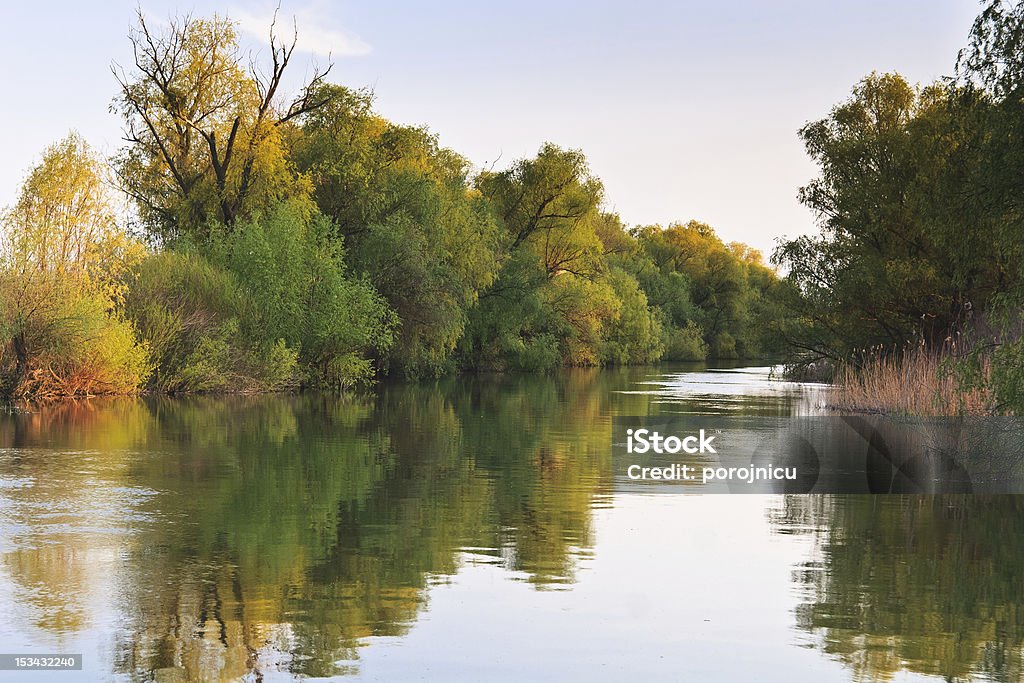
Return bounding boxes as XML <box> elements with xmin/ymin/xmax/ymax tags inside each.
<box><xmin>830</xmin><ymin>344</ymin><xmax>997</xmax><ymax>416</ymax></box>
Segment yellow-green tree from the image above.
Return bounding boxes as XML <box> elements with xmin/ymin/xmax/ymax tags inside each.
<box><xmin>629</xmin><ymin>220</ymin><xmax>775</xmax><ymax>359</ymax></box>
<box><xmin>464</xmin><ymin>144</ymin><xmax>641</xmax><ymax>369</ymax></box>
<box><xmin>0</xmin><ymin>133</ymin><xmax>150</xmax><ymax>397</ymax></box>
<box><xmin>289</xmin><ymin>85</ymin><xmax>502</xmax><ymax>377</ymax></box>
<box><xmin>112</xmin><ymin>10</ymin><xmax>332</xmax><ymax>239</ymax></box>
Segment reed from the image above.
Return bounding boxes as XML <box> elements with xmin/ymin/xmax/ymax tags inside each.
<box><xmin>830</xmin><ymin>343</ymin><xmax>997</xmax><ymax>416</ymax></box>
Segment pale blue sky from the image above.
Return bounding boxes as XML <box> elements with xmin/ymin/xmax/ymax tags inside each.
<box><xmin>0</xmin><ymin>1</ymin><xmax>980</xmax><ymax>257</ymax></box>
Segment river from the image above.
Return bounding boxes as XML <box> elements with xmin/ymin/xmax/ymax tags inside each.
<box><xmin>0</xmin><ymin>365</ymin><xmax>1019</xmax><ymax>681</ymax></box>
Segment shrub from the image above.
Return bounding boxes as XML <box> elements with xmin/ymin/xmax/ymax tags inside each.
<box><xmin>0</xmin><ymin>271</ymin><xmax>151</xmax><ymax>397</ymax></box>
<box><xmin>206</xmin><ymin>201</ymin><xmax>396</xmax><ymax>389</ymax></box>
<box><xmin>662</xmin><ymin>321</ymin><xmax>709</xmax><ymax>361</ymax></box>
<box><xmin>0</xmin><ymin>133</ymin><xmax>151</xmax><ymax>398</ymax></box>
<box><xmin>600</xmin><ymin>269</ymin><xmax>664</xmax><ymax>365</ymax></box>
<box><xmin>710</xmin><ymin>331</ymin><xmax>738</xmax><ymax>359</ymax></box>
<box><xmin>124</xmin><ymin>251</ymin><xmax>297</xmax><ymax>392</ymax></box>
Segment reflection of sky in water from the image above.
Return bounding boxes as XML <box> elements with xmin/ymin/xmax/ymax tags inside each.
<box><xmin>348</xmin><ymin>495</ymin><xmax>935</xmax><ymax>683</ymax></box>
<box><xmin>617</xmin><ymin>365</ymin><xmax>831</xmax><ymax>416</ymax></box>
<box><xmin>0</xmin><ymin>369</ymin><xmax>967</xmax><ymax>682</ymax></box>
<box><xmin>0</xmin><ymin>449</ymin><xmax>156</xmax><ymax>680</ymax></box>
<box><xmin>351</xmin><ymin>496</ymin><xmax>843</xmax><ymax>683</ymax></box>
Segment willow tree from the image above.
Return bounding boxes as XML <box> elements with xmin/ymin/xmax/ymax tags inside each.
<box><xmin>0</xmin><ymin>134</ymin><xmax>149</xmax><ymax>397</ymax></box>
<box><xmin>3</xmin><ymin>133</ymin><xmax>140</xmax><ymax>283</ymax></box>
<box><xmin>462</xmin><ymin>144</ymin><xmax>626</xmax><ymax>369</ymax></box>
<box><xmin>772</xmin><ymin>72</ymin><xmax>998</xmax><ymax>364</ymax></box>
<box><xmin>289</xmin><ymin>85</ymin><xmax>501</xmax><ymax>377</ymax></box>
<box><xmin>112</xmin><ymin>10</ymin><xmax>333</xmax><ymax>240</ymax></box>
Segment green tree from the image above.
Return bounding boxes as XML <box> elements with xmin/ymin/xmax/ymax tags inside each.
<box><xmin>124</xmin><ymin>250</ymin><xmax>297</xmax><ymax>392</ymax></box>
<box><xmin>630</xmin><ymin>221</ymin><xmax>771</xmax><ymax>359</ymax></box>
<box><xmin>464</xmin><ymin>144</ymin><xmax>622</xmax><ymax>369</ymax></box>
<box><xmin>206</xmin><ymin>201</ymin><xmax>397</xmax><ymax>388</ymax></box>
<box><xmin>774</xmin><ymin>73</ymin><xmax>997</xmax><ymax>364</ymax></box>
<box><xmin>600</xmin><ymin>267</ymin><xmax>664</xmax><ymax>365</ymax></box>
<box><xmin>952</xmin><ymin>1</ymin><xmax>1024</xmax><ymax>413</ymax></box>
<box><xmin>290</xmin><ymin>86</ymin><xmax>501</xmax><ymax>377</ymax></box>
<box><xmin>112</xmin><ymin>10</ymin><xmax>331</xmax><ymax>239</ymax></box>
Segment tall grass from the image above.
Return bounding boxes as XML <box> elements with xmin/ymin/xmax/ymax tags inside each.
<box><xmin>830</xmin><ymin>343</ymin><xmax>997</xmax><ymax>416</ymax></box>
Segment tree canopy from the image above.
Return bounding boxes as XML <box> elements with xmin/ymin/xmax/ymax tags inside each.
<box><xmin>2</xmin><ymin>7</ymin><xmax>784</xmax><ymax>399</ymax></box>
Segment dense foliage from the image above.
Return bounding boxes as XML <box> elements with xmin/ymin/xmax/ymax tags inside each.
<box><xmin>772</xmin><ymin>0</ymin><xmax>1024</xmax><ymax>412</ymax></box>
<box><xmin>0</xmin><ymin>9</ymin><xmax>782</xmax><ymax>397</ymax></box>
<box><xmin>10</xmin><ymin>2</ymin><xmax>1024</xmax><ymax>403</ymax></box>
<box><xmin>0</xmin><ymin>135</ymin><xmax>150</xmax><ymax>397</ymax></box>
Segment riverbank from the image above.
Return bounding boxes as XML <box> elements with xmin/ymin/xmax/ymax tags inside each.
<box><xmin>1</xmin><ymin>358</ymin><xmax>780</xmax><ymax>404</ymax></box>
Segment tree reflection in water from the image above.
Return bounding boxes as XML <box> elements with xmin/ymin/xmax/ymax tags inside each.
<box><xmin>774</xmin><ymin>495</ymin><xmax>1024</xmax><ymax>683</ymax></box>
<box><xmin>0</xmin><ymin>368</ymin><xmax>632</xmax><ymax>680</ymax></box>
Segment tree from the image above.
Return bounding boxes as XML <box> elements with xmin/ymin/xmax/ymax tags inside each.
<box><xmin>600</xmin><ymin>268</ymin><xmax>664</xmax><ymax>365</ymax></box>
<box><xmin>955</xmin><ymin>0</ymin><xmax>1024</xmax><ymax>292</ymax></box>
<box><xmin>629</xmin><ymin>221</ymin><xmax>767</xmax><ymax>359</ymax></box>
<box><xmin>3</xmin><ymin>133</ymin><xmax>136</xmax><ymax>281</ymax></box>
<box><xmin>0</xmin><ymin>134</ymin><xmax>149</xmax><ymax>397</ymax></box>
<box><xmin>774</xmin><ymin>73</ymin><xmax>997</xmax><ymax>363</ymax></box>
<box><xmin>206</xmin><ymin>201</ymin><xmax>397</xmax><ymax>388</ymax></box>
<box><xmin>958</xmin><ymin>0</ymin><xmax>1024</xmax><ymax>99</ymax></box>
<box><xmin>289</xmin><ymin>84</ymin><xmax>501</xmax><ymax>377</ymax></box>
<box><xmin>476</xmin><ymin>143</ymin><xmax>605</xmax><ymax>278</ymax></box>
<box><xmin>464</xmin><ymin>144</ymin><xmax>618</xmax><ymax>369</ymax></box>
<box><xmin>112</xmin><ymin>10</ymin><xmax>333</xmax><ymax>239</ymax></box>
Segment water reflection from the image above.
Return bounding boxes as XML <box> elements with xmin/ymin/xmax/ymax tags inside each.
<box><xmin>622</xmin><ymin>365</ymin><xmax>828</xmax><ymax>415</ymax></box>
<box><xmin>775</xmin><ymin>496</ymin><xmax>1024</xmax><ymax>683</ymax></box>
<box><xmin>0</xmin><ymin>368</ymin><xmax>666</xmax><ymax>680</ymax></box>
<box><xmin>7</xmin><ymin>366</ymin><xmax>1006</xmax><ymax>682</ymax></box>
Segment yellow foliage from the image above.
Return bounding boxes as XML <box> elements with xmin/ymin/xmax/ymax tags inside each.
<box><xmin>1</xmin><ymin>134</ymin><xmax>152</xmax><ymax>397</ymax></box>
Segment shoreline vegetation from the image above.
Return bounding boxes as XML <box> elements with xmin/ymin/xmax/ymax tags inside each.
<box><xmin>0</xmin><ymin>10</ymin><xmax>783</xmax><ymax>400</ymax></box>
<box><xmin>3</xmin><ymin>2</ymin><xmax>1024</xmax><ymax>418</ymax></box>
<box><xmin>827</xmin><ymin>344</ymin><xmax>998</xmax><ymax>416</ymax></box>
<box><xmin>778</xmin><ymin>0</ymin><xmax>1024</xmax><ymax>419</ymax></box>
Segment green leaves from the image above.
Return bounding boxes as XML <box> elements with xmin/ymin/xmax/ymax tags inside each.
<box><xmin>206</xmin><ymin>201</ymin><xmax>397</xmax><ymax>389</ymax></box>
<box><xmin>775</xmin><ymin>72</ymin><xmax>1006</xmax><ymax>362</ymax></box>
<box><xmin>290</xmin><ymin>85</ymin><xmax>501</xmax><ymax>378</ymax></box>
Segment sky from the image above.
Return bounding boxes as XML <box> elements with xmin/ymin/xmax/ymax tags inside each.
<box><xmin>0</xmin><ymin>0</ymin><xmax>982</xmax><ymax>258</ymax></box>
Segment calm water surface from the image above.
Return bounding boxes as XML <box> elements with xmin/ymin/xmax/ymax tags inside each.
<box><xmin>0</xmin><ymin>365</ymin><xmax>1020</xmax><ymax>682</ymax></box>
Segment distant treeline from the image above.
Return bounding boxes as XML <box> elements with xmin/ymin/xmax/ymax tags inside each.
<box><xmin>0</xmin><ymin>11</ymin><xmax>783</xmax><ymax>398</ymax></box>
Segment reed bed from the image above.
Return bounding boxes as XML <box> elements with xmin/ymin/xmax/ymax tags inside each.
<box><xmin>829</xmin><ymin>344</ymin><xmax>997</xmax><ymax>416</ymax></box>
